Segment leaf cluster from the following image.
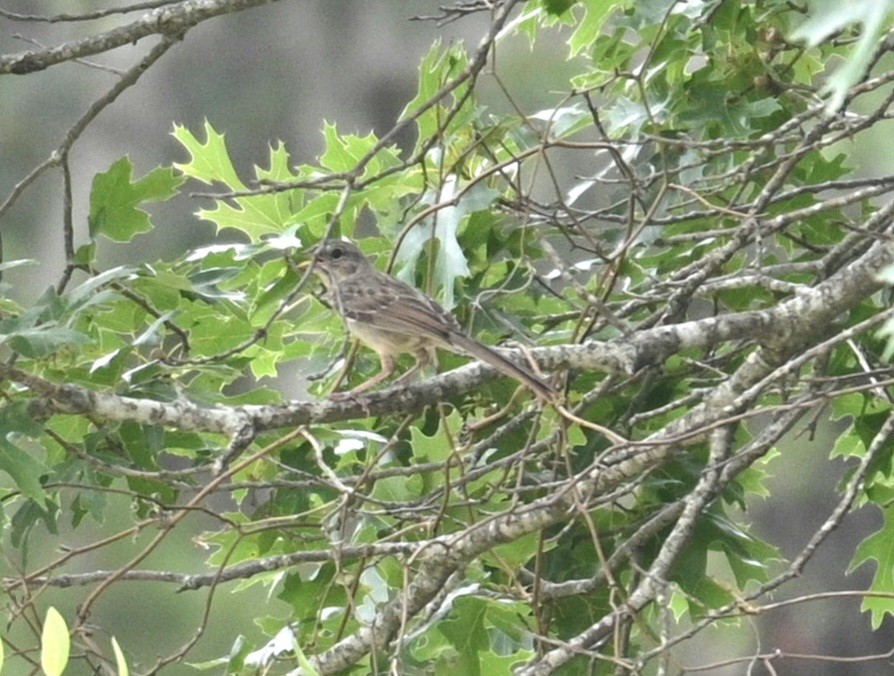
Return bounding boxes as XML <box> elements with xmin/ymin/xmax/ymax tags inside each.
<box><xmin>3</xmin><ymin>0</ymin><xmax>894</xmax><ymax>674</ymax></box>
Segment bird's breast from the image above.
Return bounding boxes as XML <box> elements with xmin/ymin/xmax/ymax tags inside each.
<box><xmin>345</xmin><ymin>317</ymin><xmax>435</xmax><ymax>354</ymax></box>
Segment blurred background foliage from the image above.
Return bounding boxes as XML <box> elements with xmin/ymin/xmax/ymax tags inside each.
<box><xmin>3</xmin><ymin>0</ymin><xmax>894</xmax><ymax>674</ymax></box>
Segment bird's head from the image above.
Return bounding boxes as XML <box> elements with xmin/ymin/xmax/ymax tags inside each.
<box><xmin>311</xmin><ymin>239</ymin><xmax>372</xmax><ymax>285</ymax></box>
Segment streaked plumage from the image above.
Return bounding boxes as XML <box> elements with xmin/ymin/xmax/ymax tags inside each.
<box><xmin>312</xmin><ymin>239</ymin><xmax>555</xmax><ymax>401</ymax></box>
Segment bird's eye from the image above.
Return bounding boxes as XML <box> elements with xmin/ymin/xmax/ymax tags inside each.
<box><xmin>330</xmin><ymin>247</ymin><xmax>343</xmax><ymax>260</ymax></box>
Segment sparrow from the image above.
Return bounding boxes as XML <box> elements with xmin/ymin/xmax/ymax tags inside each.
<box><xmin>310</xmin><ymin>239</ymin><xmax>555</xmax><ymax>401</ymax></box>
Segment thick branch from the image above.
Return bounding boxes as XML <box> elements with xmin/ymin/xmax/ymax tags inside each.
<box><xmin>0</xmin><ymin>0</ymin><xmax>281</xmax><ymax>74</ymax></box>
<box><xmin>8</xmin><ymin>237</ymin><xmax>889</xmax><ymax>439</ymax></box>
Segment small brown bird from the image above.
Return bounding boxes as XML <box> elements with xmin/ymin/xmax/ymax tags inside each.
<box><xmin>310</xmin><ymin>239</ymin><xmax>555</xmax><ymax>400</ymax></box>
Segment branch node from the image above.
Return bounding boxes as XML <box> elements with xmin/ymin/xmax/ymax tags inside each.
<box><xmin>214</xmin><ymin>418</ymin><xmax>257</xmax><ymax>474</ymax></box>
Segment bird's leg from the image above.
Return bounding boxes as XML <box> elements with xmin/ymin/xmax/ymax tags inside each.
<box><xmin>330</xmin><ymin>353</ymin><xmax>398</xmax><ymax>400</ymax></box>
<box><xmin>394</xmin><ymin>348</ymin><xmax>435</xmax><ymax>384</ymax></box>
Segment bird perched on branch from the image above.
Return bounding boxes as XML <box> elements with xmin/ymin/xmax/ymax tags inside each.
<box><xmin>310</xmin><ymin>239</ymin><xmax>555</xmax><ymax>401</ymax></box>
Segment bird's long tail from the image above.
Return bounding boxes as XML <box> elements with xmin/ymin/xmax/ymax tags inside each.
<box><xmin>450</xmin><ymin>333</ymin><xmax>556</xmax><ymax>401</ymax></box>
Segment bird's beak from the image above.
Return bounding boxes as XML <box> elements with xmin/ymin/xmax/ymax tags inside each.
<box><xmin>284</xmin><ymin>251</ymin><xmax>315</xmax><ymax>279</ymax></box>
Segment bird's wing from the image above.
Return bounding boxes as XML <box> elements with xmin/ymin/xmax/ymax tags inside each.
<box><xmin>336</xmin><ymin>272</ymin><xmax>461</xmax><ymax>343</ymax></box>
<box><xmin>335</xmin><ymin>270</ymin><xmax>556</xmax><ymax>400</ymax></box>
